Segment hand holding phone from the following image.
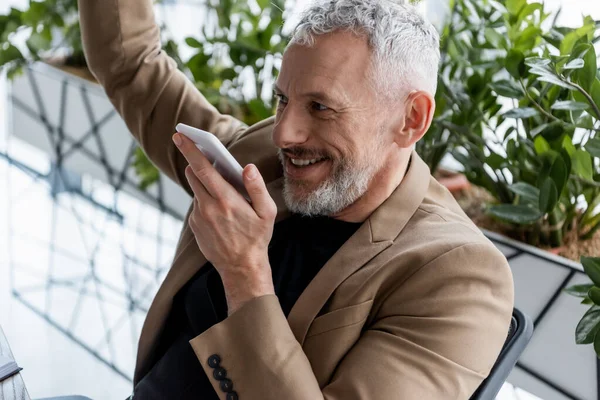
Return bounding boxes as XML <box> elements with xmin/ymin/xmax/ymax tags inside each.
<box><xmin>175</xmin><ymin>123</ymin><xmax>249</xmax><ymax>200</ymax></box>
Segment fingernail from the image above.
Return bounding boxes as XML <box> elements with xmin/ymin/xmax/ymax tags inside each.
<box><xmin>173</xmin><ymin>133</ymin><xmax>182</xmax><ymax>147</ymax></box>
<box><xmin>246</xmin><ymin>164</ymin><xmax>258</xmax><ymax>180</ymax></box>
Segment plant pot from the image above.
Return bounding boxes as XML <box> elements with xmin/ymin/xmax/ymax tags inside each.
<box><xmin>547</xmin><ymin>246</ymin><xmax>566</xmax><ymax>256</ymax></box>
<box><xmin>454</xmin><ymin>184</ymin><xmax>600</xmax><ymax>262</ymax></box>
<box><xmin>43</xmin><ymin>56</ymin><xmax>97</xmax><ymax>83</ymax></box>
<box><xmin>436</xmin><ymin>169</ymin><xmax>471</xmax><ymax>194</ymax></box>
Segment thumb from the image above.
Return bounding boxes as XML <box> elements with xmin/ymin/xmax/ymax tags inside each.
<box><xmin>243</xmin><ymin>164</ymin><xmax>277</xmax><ymax>220</ymax></box>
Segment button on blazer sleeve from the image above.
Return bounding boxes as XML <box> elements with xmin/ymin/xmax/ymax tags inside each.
<box><xmin>78</xmin><ymin>0</ymin><xmax>247</xmax><ymax>195</ymax></box>
<box><xmin>188</xmin><ymin>242</ymin><xmax>514</xmax><ymax>399</ymax></box>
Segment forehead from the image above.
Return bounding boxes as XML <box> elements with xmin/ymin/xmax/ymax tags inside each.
<box><xmin>278</xmin><ymin>31</ymin><xmax>374</xmax><ymax>102</ymax></box>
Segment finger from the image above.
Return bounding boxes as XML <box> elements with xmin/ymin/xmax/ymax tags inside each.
<box><xmin>174</xmin><ymin>133</ymin><xmax>235</xmax><ymax>199</ymax></box>
<box><xmin>243</xmin><ymin>164</ymin><xmax>277</xmax><ymax>220</ymax></box>
<box><xmin>185</xmin><ymin>164</ymin><xmax>211</xmax><ymax>202</ymax></box>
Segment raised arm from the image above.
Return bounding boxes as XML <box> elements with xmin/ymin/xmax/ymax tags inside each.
<box><xmin>78</xmin><ymin>0</ymin><xmax>247</xmax><ymax>193</ymax></box>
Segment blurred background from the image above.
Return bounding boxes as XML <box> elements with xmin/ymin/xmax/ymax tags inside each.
<box><xmin>1</xmin><ymin>0</ymin><xmax>600</xmax><ymax>399</ymax></box>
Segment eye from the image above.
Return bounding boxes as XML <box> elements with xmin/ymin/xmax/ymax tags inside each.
<box><xmin>275</xmin><ymin>93</ymin><xmax>288</xmax><ymax>105</ymax></box>
<box><xmin>312</xmin><ymin>102</ymin><xmax>329</xmax><ymax>111</ymax></box>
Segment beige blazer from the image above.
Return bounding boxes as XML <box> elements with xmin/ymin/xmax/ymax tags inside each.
<box><xmin>78</xmin><ymin>1</ymin><xmax>514</xmax><ymax>398</ymax></box>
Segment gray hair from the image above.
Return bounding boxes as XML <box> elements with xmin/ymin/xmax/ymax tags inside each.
<box><xmin>288</xmin><ymin>0</ymin><xmax>441</xmax><ymax>98</ymax></box>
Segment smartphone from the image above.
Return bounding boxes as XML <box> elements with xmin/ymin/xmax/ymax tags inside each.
<box><xmin>175</xmin><ymin>123</ymin><xmax>249</xmax><ymax>200</ymax></box>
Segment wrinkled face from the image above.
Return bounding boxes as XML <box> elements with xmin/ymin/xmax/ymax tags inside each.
<box><xmin>273</xmin><ymin>31</ymin><xmax>392</xmax><ymax>216</ymax></box>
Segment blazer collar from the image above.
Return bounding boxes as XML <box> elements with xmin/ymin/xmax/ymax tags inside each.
<box><xmin>287</xmin><ymin>150</ymin><xmax>431</xmax><ymax>344</ymax></box>
<box><xmin>369</xmin><ymin>150</ymin><xmax>431</xmax><ymax>242</ymax></box>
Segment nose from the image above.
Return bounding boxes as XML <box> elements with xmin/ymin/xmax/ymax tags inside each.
<box><xmin>272</xmin><ymin>103</ymin><xmax>311</xmax><ymax>149</ymax></box>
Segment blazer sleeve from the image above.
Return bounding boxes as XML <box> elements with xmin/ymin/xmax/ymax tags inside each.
<box><xmin>188</xmin><ymin>242</ymin><xmax>514</xmax><ymax>399</ymax></box>
<box><xmin>78</xmin><ymin>0</ymin><xmax>247</xmax><ymax>194</ymax></box>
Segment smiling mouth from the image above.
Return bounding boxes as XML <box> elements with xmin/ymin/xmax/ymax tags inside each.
<box><xmin>289</xmin><ymin>156</ymin><xmax>328</xmax><ymax>167</ymax></box>
<box><xmin>284</xmin><ymin>155</ymin><xmax>332</xmax><ymax>180</ymax></box>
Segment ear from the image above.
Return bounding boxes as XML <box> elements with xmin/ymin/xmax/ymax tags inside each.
<box><xmin>394</xmin><ymin>91</ymin><xmax>435</xmax><ymax>148</ymax></box>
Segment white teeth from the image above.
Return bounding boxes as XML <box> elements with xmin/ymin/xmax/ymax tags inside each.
<box><xmin>290</xmin><ymin>157</ymin><xmax>324</xmax><ymax>166</ymax></box>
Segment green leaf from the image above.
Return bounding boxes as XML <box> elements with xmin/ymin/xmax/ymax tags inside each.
<box><xmin>6</xmin><ymin>64</ymin><xmax>23</xmax><ymax>80</ymax></box>
<box><xmin>582</xmin><ymin>257</ymin><xmax>600</xmax><ymax>287</ymax></box>
<box><xmin>540</xmin><ymin>121</ymin><xmax>565</xmax><ymax>141</ymax></box>
<box><xmin>562</xmin><ymin>135</ymin><xmax>577</xmax><ymax>156</ymax></box>
<box><xmin>563</xmin><ymin>58</ymin><xmax>585</xmax><ymax>70</ymax></box>
<box><xmin>256</xmin><ymin>0</ymin><xmax>270</xmax><ymax>10</ymax></box>
<box><xmin>576</xmin><ymin>45</ymin><xmax>597</xmax><ymax>92</ymax></box>
<box><xmin>487</xmin><ymin>204</ymin><xmax>543</xmax><ymax>224</ymax></box>
<box><xmin>539</xmin><ymin>177</ymin><xmax>558</xmax><ymax>213</ymax></box>
<box><xmin>591</xmin><ymin>79</ymin><xmax>600</xmax><ymax>111</ymax></box>
<box><xmin>504</xmin><ymin>107</ymin><xmax>538</xmax><ymax>119</ymax></box>
<box><xmin>551</xmin><ymin>100</ymin><xmax>590</xmax><ymax>111</ymax></box>
<box><xmin>572</xmin><ymin>149</ymin><xmax>594</xmax><ymax>180</ymax></box>
<box><xmin>525</xmin><ymin>57</ymin><xmax>551</xmax><ymax>68</ymax></box>
<box><xmin>564</xmin><ymin>283</ymin><xmax>595</xmax><ymax>297</ymax></box>
<box><xmin>576</xmin><ymin>305</ymin><xmax>600</xmax><ymax>344</ymax></box>
<box><xmin>506</xmin><ymin>49</ymin><xmax>526</xmax><ymax>79</ymax></box>
<box><xmin>509</xmin><ymin>182</ymin><xmax>540</xmax><ymax>204</ymax></box>
<box><xmin>549</xmin><ymin>154</ymin><xmax>568</xmax><ymax>196</ymax></box>
<box><xmin>536</xmin><ymin>74</ymin><xmax>577</xmax><ymax>90</ymax></box>
<box><xmin>594</xmin><ymin>328</ymin><xmax>600</xmax><ymax>358</ymax></box>
<box><xmin>247</xmin><ymin>98</ymin><xmax>273</xmax><ymax>120</ymax></box>
<box><xmin>590</xmin><ymin>287</ymin><xmax>600</xmax><ymax>305</ymax></box>
<box><xmin>534</xmin><ymin>135</ymin><xmax>551</xmax><ymax>154</ymax></box>
<box><xmin>485</xmin><ymin>28</ymin><xmax>506</xmax><ymax>49</ymax></box>
<box><xmin>517</xmin><ymin>3</ymin><xmax>542</xmax><ymax>23</ymax></box>
<box><xmin>0</xmin><ymin>44</ymin><xmax>23</xmax><ymax>66</ymax></box>
<box><xmin>185</xmin><ymin>37</ymin><xmax>203</xmax><ymax>48</ymax></box>
<box><xmin>132</xmin><ymin>148</ymin><xmax>159</xmax><ymax>190</ymax></box>
<box><xmin>489</xmin><ymin>80</ymin><xmax>523</xmax><ymax>98</ymax></box>
<box><xmin>220</xmin><ymin>68</ymin><xmax>237</xmax><ymax>81</ymax></box>
<box><xmin>1</xmin><ymin>20</ymin><xmax>19</xmax><ymax>42</ymax></box>
<box><xmin>586</xmin><ymin>138</ymin><xmax>600</xmax><ymax>158</ymax></box>
<box><xmin>561</xmin><ymin>23</ymin><xmax>596</xmax><ymax>55</ymax></box>
<box><xmin>576</xmin><ymin>113</ymin><xmax>595</xmax><ymax>130</ymax></box>
<box><xmin>26</xmin><ymin>32</ymin><xmax>51</xmax><ymax>52</ymax></box>
<box><xmin>515</xmin><ymin>27</ymin><xmax>542</xmax><ymax>51</ymax></box>
<box><xmin>21</xmin><ymin>1</ymin><xmax>47</xmax><ymax>26</ymax></box>
<box><xmin>560</xmin><ymin>149</ymin><xmax>572</xmax><ymax>180</ymax></box>
<box><xmin>583</xmin><ymin>297</ymin><xmax>595</xmax><ymax>305</ymax></box>
<box><xmin>486</xmin><ymin>153</ymin><xmax>506</xmax><ymax>169</ymax></box>
<box><xmin>507</xmin><ymin>139</ymin><xmax>517</xmax><ymax>159</ymax></box>
<box><xmin>506</xmin><ymin>0</ymin><xmax>526</xmax><ymax>15</ymax></box>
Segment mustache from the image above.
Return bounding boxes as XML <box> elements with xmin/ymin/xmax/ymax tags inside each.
<box><xmin>279</xmin><ymin>147</ymin><xmax>331</xmax><ymax>159</ymax></box>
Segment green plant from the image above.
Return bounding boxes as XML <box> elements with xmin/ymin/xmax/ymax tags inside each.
<box><xmin>431</xmin><ymin>0</ymin><xmax>600</xmax><ymax>248</ymax></box>
<box><xmin>0</xmin><ymin>0</ymin><xmax>82</xmax><ymax>78</ymax></box>
<box><xmin>565</xmin><ymin>256</ymin><xmax>600</xmax><ymax>358</ymax></box>
<box><xmin>417</xmin><ymin>0</ymin><xmax>507</xmax><ymax>173</ymax></box>
<box><xmin>180</xmin><ymin>0</ymin><xmax>288</xmax><ymax>126</ymax></box>
<box><xmin>0</xmin><ymin>0</ymin><xmax>291</xmax><ymax>190</ymax></box>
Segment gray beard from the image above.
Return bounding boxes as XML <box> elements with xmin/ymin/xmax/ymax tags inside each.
<box><xmin>278</xmin><ymin>138</ymin><xmax>385</xmax><ymax>217</ymax></box>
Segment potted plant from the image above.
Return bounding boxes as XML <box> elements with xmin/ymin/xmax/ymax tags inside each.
<box><xmin>417</xmin><ymin>0</ymin><xmax>507</xmax><ymax>193</ymax></box>
<box><xmin>427</xmin><ymin>0</ymin><xmax>600</xmax><ymax>260</ymax></box>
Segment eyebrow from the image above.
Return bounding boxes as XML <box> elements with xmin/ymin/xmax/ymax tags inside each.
<box><xmin>273</xmin><ymin>83</ymin><xmax>341</xmax><ymax>107</ymax></box>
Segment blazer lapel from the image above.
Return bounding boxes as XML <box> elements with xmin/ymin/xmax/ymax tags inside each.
<box><xmin>286</xmin><ymin>224</ymin><xmax>393</xmax><ymax>345</ymax></box>
<box><xmin>286</xmin><ymin>151</ymin><xmax>431</xmax><ymax>345</ymax></box>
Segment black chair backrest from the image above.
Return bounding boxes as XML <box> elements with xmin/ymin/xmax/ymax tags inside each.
<box><xmin>469</xmin><ymin>308</ymin><xmax>534</xmax><ymax>400</ymax></box>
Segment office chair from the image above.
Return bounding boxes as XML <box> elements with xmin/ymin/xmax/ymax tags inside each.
<box><xmin>469</xmin><ymin>308</ymin><xmax>534</xmax><ymax>400</ymax></box>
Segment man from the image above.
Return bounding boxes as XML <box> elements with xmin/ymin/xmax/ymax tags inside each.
<box><xmin>78</xmin><ymin>0</ymin><xmax>514</xmax><ymax>398</ymax></box>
